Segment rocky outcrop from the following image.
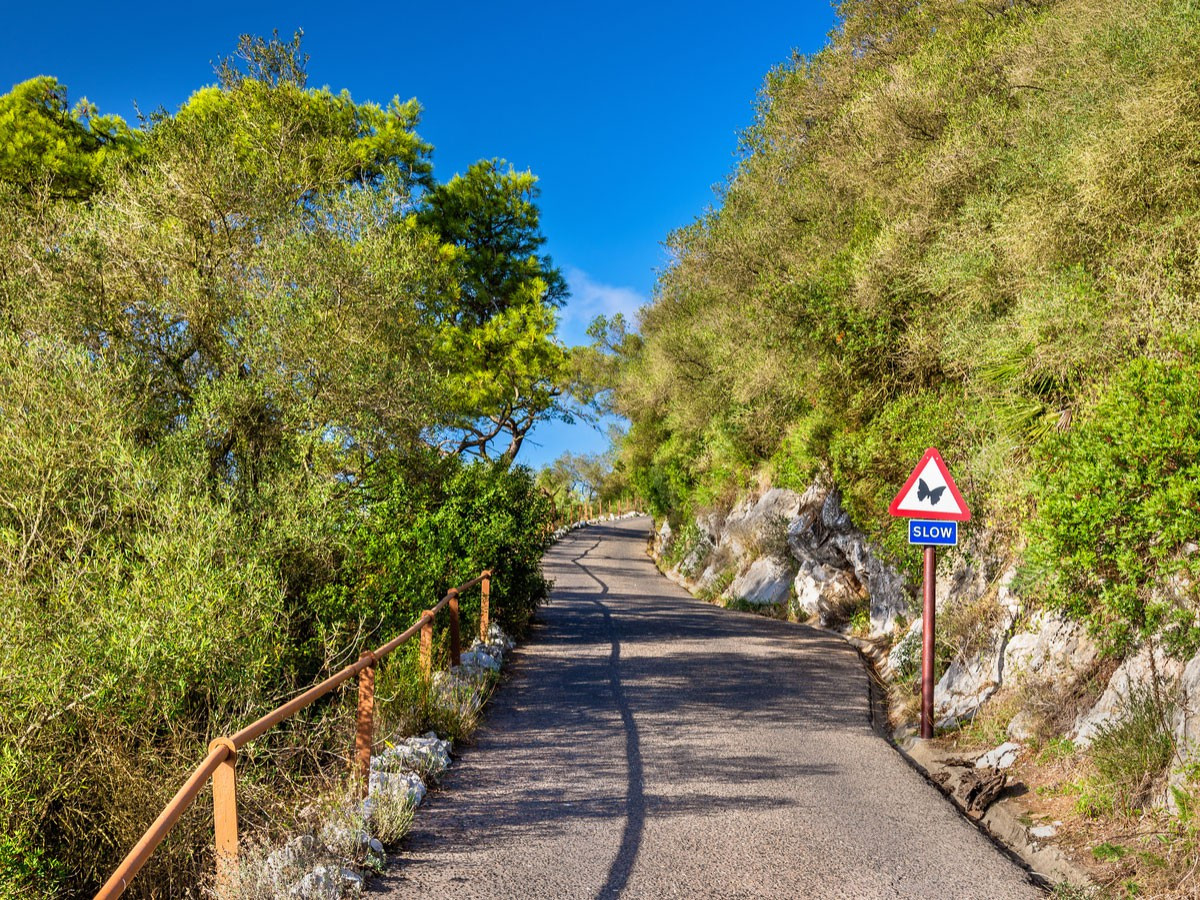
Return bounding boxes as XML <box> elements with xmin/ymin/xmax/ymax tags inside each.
<box><xmin>932</xmin><ymin>567</ymin><xmax>1022</xmax><ymax>727</ymax></box>
<box><xmin>721</xmin><ymin>488</ymin><xmax>803</xmax><ymax>560</ymax></box>
<box><xmin>1004</xmin><ymin>610</ymin><xmax>1100</xmax><ymax>684</ymax></box>
<box><xmin>655</xmin><ymin>479</ymin><xmax>909</xmax><ymax>637</ymax></box>
<box><xmin>1073</xmin><ymin>642</ymin><xmax>1184</xmax><ymax>747</ymax></box>
<box><xmin>787</xmin><ymin>486</ymin><xmax>906</xmax><ymax>632</ymax></box>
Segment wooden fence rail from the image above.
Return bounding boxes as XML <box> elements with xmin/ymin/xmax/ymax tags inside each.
<box><xmin>548</xmin><ymin>497</ymin><xmax>645</xmax><ymax>533</ymax></box>
<box><xmin>96</xmin><ymin>570</ymin><xmax>494</xmax><ymax>900</ymax></box>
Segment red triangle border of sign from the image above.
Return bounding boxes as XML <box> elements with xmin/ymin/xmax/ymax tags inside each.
<box><xmin>887</xmin><ymin>447</ymin><xmax>971</xmax><ymax>522</ymax></box>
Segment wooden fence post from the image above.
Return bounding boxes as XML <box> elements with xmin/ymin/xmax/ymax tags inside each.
<box><xmin>480</xmin><ymin>571</ymin><xmax>491</xmax><ymax>641</ymax></box>
<box><xmin>420</xmin><ymin>611</ymin><xmax>434</xmax><ymax>678</ymax></box>
<box><xmin>448</xmin><ymin>590</ymin><xmax>461</xmax><ymax>668</ymax></box>
<box><xmin>355</xmin><ymin>652</ymin><xmax>377</xmax><ymax>796</ymax></box>
<box><xmin>210</xmin><ymin>737</ymin><xmax>239</xmax><ymax>893</ymax></box>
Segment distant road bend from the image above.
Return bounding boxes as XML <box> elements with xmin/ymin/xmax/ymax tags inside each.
<box><xmin>373</xmin><ymin>516</ymin><xmax>1040</xmax><ymax>899</ymax></box>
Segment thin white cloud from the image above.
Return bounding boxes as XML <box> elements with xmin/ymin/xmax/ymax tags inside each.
<box><xmin>558</xmin><ymin>266</ymin><xmax>646</xmax><ymax>343</ymax></box>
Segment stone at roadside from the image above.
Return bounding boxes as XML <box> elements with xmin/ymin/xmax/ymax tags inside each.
<box><xmin>1006</xmin><ymin>710</ymin><xmax>1038</xmax><ymax>742</ymax></box>
<box><xmin>785</xmin><ymin>486</ymin><xmax>906</xmax><ymax>635</ymax></box>
<box><xmin>655</xmin><ymin>519</ymin><xmax>673</xmax><ymax>556</ymax></box>
<box><xmin>368</xmin><ymin>769</ymin><xmax>427</xmax><ymax>807</ymax></box>
<box><xmin>679</xmin><ymin>530</ymin><xmax>714</xmax><ymax>579</ymax></box>
<box><xmin>291</xmin><ymin>864</ymin><xmax>364</xmax><ymax>900</ymax></box>
<box><xmin>1029</xmin><ymin>824</ymin><xmax>1057</xmax><ymax>840</ymax></box>
<box><xmin>727</xmin><ymin>556</ymin><xmax>793</xmax><ymax>606</ymax></box>
<box><xmin>721</xmin><ymin>488</ymin><xmax>803</xmax><ymax>560</ymax></box>
<box><xmin>1166</xmin><ymin>650</ymin><xmax>1200</xmax><ymax>795</ymax></box>
<box><xmin>458</xmin><ymin>648</ymin><xmax>501</xmax><ymax>672</ymax></box>
<box><xmin>373</xmin><ymin>731</ymin><xmax>451</xmax><ymax>780</ymax></box>
<box><xmin>975</xmin><ymin>742</ymin><xmax>1021</xmax><ymax>770</ymax></box>
<box><xmin>792</xmin><ymin>559</ymin><xmax>860</xmax><ymax>628</ymax></box>
<box><xmin>485</xmin><ymin>623</ymin><xmax>515</xmax><ymax>652</ymax></box>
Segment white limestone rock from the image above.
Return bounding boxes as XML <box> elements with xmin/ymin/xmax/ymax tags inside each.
<box><xmin>1174</xmin><ymin>652</ymin><xmax>1200</xmax><ymax>760</ymax></box>
<box><xmin>1006</xmin><ymin>710</ymin><xmax>1039</xmax><ymax>742</ymax></box>
<box><xmin>291</xmin><ymin>864</ymin><xmax>360</xmax><ymax>900</ymax></box>
<box><xmin>976</xmin><ymin>742</ymin><xmax>1022</xmax><ymax>770</ymax></box>
<box><xmin>1004</xmin><ymin>610</ymin><xmax>1100</xmax><ymax>684</ymax></box>
<box><xmin>1073</xmin><ymin>643</ymin><xmax>1185</xmax><ymax>747</ymax></box>
<box><xmin>785</xmin><ymin>486</ymin><xmax>906</xmax><ymax>635</ymax></box>
<box><xmin>679</xmin><ymin>528</ymin><xmax>715</xmax><ymax>579</ymax></box>
<box><xmin>368</xmin><ymin>769</ymin><xmax>427</xmax><ymax>807</ymax></box>
<box><xmin>935</xmin><ymin>626</ymin><xmax>1009</xmax><ymax>728</ymax></box>
<box><xmin>1166</xmin><ymin>651</ymin><xmax>1200</xmax><ymax>797</ymax></box>
<box><xmin>458</xmin><ymin>648</ymin><xmax>501</xmax><ymax>672</ymax></box>
<box><xmin>792</xmin><ymin>559</ymin><xmax>861</xmax><ymax>629</ymax></box>
<box><xmin>373</xmin><ymin>731</ymin><xmax>452</xmax><ymax>781</ymax></box>
<box><xmin>340</xmin><ymin>869</ymin><xmax>365</xmax><ymax>895</ymax></box>
<box><xmin>655</xmin><ymin>519</ymin><xmax>673</xmax><ymax>556</ymax></box>
<box><xmin>720</xmin><ymin>488</ymin><xmax>803</xmax><ymax>560</ymax></box>
<box><xmin>886</xmin><ymin>619</ymin><xmax>923</xmax><ymax>677</ymax></box>
<box><xmin>728</xmin><ymin>556</ymin><xmax>793</xmax><ymax>606</ymax></box>
<box><xmin>485</xmin><ymin>623</ymin><xmax>515</xmax><ymax>652</ymax></box>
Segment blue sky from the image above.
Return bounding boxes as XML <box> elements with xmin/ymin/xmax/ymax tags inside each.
<box><xmin>1</xmin><ymin>1</ymin><xmax>840</xmax><ymax>469</ymax></box>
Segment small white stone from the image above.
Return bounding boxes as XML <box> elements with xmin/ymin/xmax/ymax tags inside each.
<box><xmin>1029</xmin><ymin>824</ymin><xmax>1057</xmax><ymax>840</ymax></box>
<box><xmin>340</xmin><ymin>867</ymin><xmax>365</xmax><ymax>895</ymax></box>
<box><xmin>976</xmin><ymin>742</ymin><xmax>1022</xmax><ymax>770</ymax></box>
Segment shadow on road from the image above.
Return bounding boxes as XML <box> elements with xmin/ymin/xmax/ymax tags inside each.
<box><xmin>570</xmin><ymin>537</ymin><xmax>645</xmax><ymax>899</ymax></box>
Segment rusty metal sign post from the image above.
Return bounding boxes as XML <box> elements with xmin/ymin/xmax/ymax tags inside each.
<box><xmin>888</xmin><ymin>447</ymin><xmax>971</xmax><ymax>740</ymax></box>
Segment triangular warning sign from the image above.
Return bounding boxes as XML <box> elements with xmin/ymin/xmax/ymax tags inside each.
<box><xmin>888</xmin><ymin>447</ymin><xmax>971</xmax><ymax>522</ymax></box>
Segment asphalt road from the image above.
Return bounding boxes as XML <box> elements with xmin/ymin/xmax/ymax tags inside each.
<box><xmin>372</xmin><ymin>516</ymin><xmax>1040</xmax><ymax>899</ymax></box>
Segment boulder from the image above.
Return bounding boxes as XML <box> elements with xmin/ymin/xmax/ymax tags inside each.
<box><xmin>694</xmin><ymin>563</ymin><xmax>725</xmax><ymax>595</ymax></box>
<box><xmin>458</xmin><ymin>649</ymin><xmax>501</xmax><ymax>672</ymax></box>
<box><xmin>368</xmin><ymin>769</ymin><xmax>427</xmax><ymax>807</ymax></box>
<box><xmin>655</xmin><ymin>519</ymin><xmax>673</xmax><ymax>556</ymax></box>
<box><xmin>1173</xmin><ymin>652</ymin><xmax>1200</xmax><ymax>764</ymax></box>
<box><xmin>372</xmin><ymin>731</ymin><xmax>452</xmax><ymax>780</ymax></box>
<box><xmin>1029</xmin><ymin>823</ymin><xmax>1058</xmax><ymax>841</ymax></box>
<box><xmin>728</xmin><ymin>556</ymin><xmax>793</xmax><ymax>606</ymax></box>
<box><xmin>679</xmin><ymin>533</ymin><xmax>715</xmax><ymax>579</ymax></box>
<box><xmin>1167</xmin><ymin>650</ymin><xmax>1200</xmax><ymax>796</ymax></box>
<box><xmin>793</xmin><ymin>559</ymin><xmax>861</xmax><ymax>628</ymax></box>
<box><xmin>886</xmin><ymin>619</ymin><xmax>923</xmax><ymax>677</ymax></box>
<box><xmin>291</xmin><ymin>865</ymin><xmax>363</xmax><ymax>900</ymax></box>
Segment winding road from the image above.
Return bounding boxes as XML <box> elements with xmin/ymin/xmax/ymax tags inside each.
<box><xmin>372</xmin><ymin>516</ymin><xmax>1040</xmax><ymax>898</ymax></box>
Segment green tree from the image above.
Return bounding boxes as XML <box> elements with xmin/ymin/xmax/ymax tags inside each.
<box><xmin>421</xmin><ymin>159</ymin><xmax>572</xmax><ymax>463</ymax></box>
<box><xmin>0</xmin><ymin>33</ymin><xmax>553</xmax><ymax>896</ymax></box>
<box><xmin>0</xmin><ymin>76</ymin><xmax>140</xmax><ymax>199</ymax></box>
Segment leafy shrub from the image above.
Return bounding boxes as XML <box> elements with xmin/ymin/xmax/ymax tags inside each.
<box><xmin>1022</xmin><ymin>352</ymin><xmax>1200</xmax><ymax>655</ymax></box>
<box><xmin>329</xmin><ymin>449</ymin><xmax>552</xmax><ymax>644</ymax></box>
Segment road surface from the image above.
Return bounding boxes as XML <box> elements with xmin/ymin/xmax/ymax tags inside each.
<box><xmin>372</xmin><ymin>516</ymin><xmax>1040</xmax><ymax>899</ymax></box>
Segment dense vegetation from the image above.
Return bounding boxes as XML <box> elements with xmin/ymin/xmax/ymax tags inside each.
<box><xmin>597</xmin><ymin>0</ymin><xmax>1200</xmax><ymax>650</ymax></box>
<box><xmin>0</xmin><ymin>34</ymin><xmax>559</xmax><ymax>897</ymax></box>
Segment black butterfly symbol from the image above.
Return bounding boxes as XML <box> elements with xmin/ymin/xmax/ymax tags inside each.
<box><xmin>917</xmin><ymin>478</ymin><xmax>946</xmax><ymax>506</ymax></box>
